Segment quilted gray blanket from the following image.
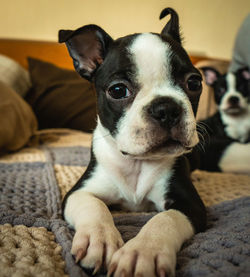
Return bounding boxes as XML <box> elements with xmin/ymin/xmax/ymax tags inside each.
<box><xmin>0</xmin><ymin>130</ymin><xmax>249</xmax><ymax>277</ymax></box>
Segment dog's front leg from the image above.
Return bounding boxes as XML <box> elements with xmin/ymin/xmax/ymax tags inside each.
<box><xmin>64</xmin><ymin>190</ymin><xmax>124</xmax><ymax>273</ymax></box>
<box><xmin>108</xmin><ymin>209</ymin><xmax>194</xmax><ymax>277</ymax></box>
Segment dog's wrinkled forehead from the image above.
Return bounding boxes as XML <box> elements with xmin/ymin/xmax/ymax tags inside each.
<box><xmin>95</xmin><ymin>33</ymin><xmax>174</xmax><ymax>90</ymax></box>
<box><xmin>96</xmin><ymin>32</ymin><xmax>194</xmax><ymax>94</ymax></box>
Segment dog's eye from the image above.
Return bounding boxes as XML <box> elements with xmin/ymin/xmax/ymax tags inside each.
<box><xmin>108</xmin><ymin>84</ymin><xmax>131</xmax><ymax>99</ymax></box>
<box><xmin>187</xmin><ymin>75</ymin><xmax>202</xmax><ymax>92</ymax></box>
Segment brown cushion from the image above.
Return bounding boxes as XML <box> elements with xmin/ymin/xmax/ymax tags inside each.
<box><xmin>25</xmin><ymin>57</ymin><xmax>97</xmax><ymax>132</ymax></box>
<box><xmin>0</xmin><ymin>81</ymin><xmax>37</xmax><ymax>153</ymax></box>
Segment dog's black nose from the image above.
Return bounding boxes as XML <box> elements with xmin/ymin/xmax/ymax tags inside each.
<box><xmin>147</xmin><ymin>97</ymin><xmax>183</xmax><ymax>128</ymax></box>
<box><xmin>229</xmin><ymin>96</ymin><xmax>239</xmax><ymax>105</ymax></box>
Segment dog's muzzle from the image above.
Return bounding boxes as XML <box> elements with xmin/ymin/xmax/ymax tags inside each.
<box><xmin>223</xmin><ymin>95</ymin><xmax>247</xmax><ymax>116</ymax></box>
<box><xmin>146</xmin><ymin>97</ymin><xmax>183</xmax><ymax>130</ymax></box>
<box><xmin>136</xmin><ymin>96</ymin><xmax>197</xmax><ymax>156</ymax></box>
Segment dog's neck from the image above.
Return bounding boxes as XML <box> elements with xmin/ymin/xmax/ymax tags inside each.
<box><xmin>91</xmin><ymin>119</ymin><xmax>176</xmax><ymax>209</ymax></box>
<box><xmin>220</xmin><ymin>107</ymin><xmax>250</xmax><ymax>143</ymax></box>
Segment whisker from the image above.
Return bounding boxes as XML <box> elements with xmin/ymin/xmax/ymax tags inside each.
<box><xmin>195</xmin><ymin>122</ymin><xmax>210</xmax><ymax>153</ymax></box>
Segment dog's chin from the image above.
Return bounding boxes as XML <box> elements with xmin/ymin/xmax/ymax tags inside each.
<box><xmin>222</xmin><ymin>106</ymin><xmax>246</xmax><ymax>117</ymax></box>
<box><xmin>121</xmin><ymin>138</ymin><xmax>193</xmax><ymax>160</ymax></box>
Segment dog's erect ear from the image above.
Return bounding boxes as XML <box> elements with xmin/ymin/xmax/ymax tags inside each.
<box><xmin>200</xmin><ymin>67</ymin><xmax>221</xmax><ymax>87</ymax></box>
<box><xmin>237</xmin><ymin>67</ymin><xmax>250</xmax><ymax>81</ymax></box>
<box><xmin>160</xmin><ymin>7</ymin><xmax>182</xmax><ymax>44</ymax></box>
<box><xmin>59</xmin><ymin>24</ymin><xmax>113</xmax><ymax>81</ymax></box>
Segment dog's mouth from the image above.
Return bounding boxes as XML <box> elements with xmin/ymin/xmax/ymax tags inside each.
<box><xmin>150</xmin><ymin>138</ymin><xmax>192</xmax><ymax>152</ymax></box>
<box><xmin>121</xmin><ymin>137</ymin><xmax>193</xmax><ymax>158</ymax></box>
<box><xmin>223</xmin><ymin>106</ymin><xmax>246</xmax><ymax>116</ymax></box>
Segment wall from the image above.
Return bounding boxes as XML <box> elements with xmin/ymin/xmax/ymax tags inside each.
<box><xmin>0</xmin><ymin>0</ymin><xmax>249</xmax><ymax>59</ymax></box>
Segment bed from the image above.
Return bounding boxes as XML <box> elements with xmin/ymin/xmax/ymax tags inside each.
<box><xmin>0</xmin><ymin>39</ymin><xmax>250</xmax><ymax>277</ymax></box>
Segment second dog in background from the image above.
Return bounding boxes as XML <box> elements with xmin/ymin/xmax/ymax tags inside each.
<box><xmin>194</xmin><ymin>66</ymin><xmax>250</xmax><ymax>174</ymax></box>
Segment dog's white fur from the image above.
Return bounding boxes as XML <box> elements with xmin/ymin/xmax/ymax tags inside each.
<box><xmin>65</xmin><ymin>190</ymin><xmax>124</xmax><ymax>271</ymax></box>
<box><xmin>88</xmin><ymin>122</ymin><xmax>175</xmax><ymax>212</ymax></box>
<box><xmin>65</xmin><ymin>33</ymin><xmax>197</xmax><ymax>276</ymax></box>
<box><xmin>109</xmin><ymin>210</ymin><xmax>193</xmax><ymax>277</ymax></box>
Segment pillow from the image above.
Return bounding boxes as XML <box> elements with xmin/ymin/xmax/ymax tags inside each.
<box><xmin>25</xmin><ymin>57</ymin><xmax>97</xmax><ymax>133</ymax></box>
<box><xmin>0</xmin><ymin>81</ymin><xmax>37</xmax><ymax>153</ymax></box>
<box><xmin>0</xmin><ymin>54</ymin><xmax>31</xmax><ymax>97</ymax></box>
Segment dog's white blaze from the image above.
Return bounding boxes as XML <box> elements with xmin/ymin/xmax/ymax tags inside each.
<box><xmin>129</xmin><ymin>33</ymin><xmax>187</xmax><ymax>102</ymax></box>
<box><xmin>219</xmin><ymin>142</ymin><xmax>250</xmax><ymax>174</ymax></box>
<box><xmin>129</xmin><ymin>33</ymin><xmax>171</xmax><ymax>87</ymax></box>
<box><xmin>226</xmin><ymin>72</ymin><xmax>236</xmax><ymax>92</ymax></box>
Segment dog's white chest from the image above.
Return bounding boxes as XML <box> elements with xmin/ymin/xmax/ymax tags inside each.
<box><xmin>81</xmin><ymin>126</ymin><xmax>175</xmax><ymax>212</ymax></box>
<box><xmin>114</xmin><ymin>159</ymin><xmax>173</xmax><ymax>212</ymax></box>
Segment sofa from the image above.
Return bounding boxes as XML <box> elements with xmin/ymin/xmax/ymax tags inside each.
<box><xmin>0</xmin><ymin>39</ymin><xmax>249</xmax><ymax>277</ymax></box>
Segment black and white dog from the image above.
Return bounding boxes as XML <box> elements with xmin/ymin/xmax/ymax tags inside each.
<box><xmin>195</xmin><ymin>66</ymin><xmax>250</xmax><ymax>173</ymax></box>
<box><xmin>59</xmin><ymin>8</ymin><xmax>206</xmax><ymax>277</ymax></box>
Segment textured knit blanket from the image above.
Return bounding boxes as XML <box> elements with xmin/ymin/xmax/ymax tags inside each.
<box><xmin>0</xmin><ymin>129</ymin><xmax>250</xmax><ymax>277</ymax></box>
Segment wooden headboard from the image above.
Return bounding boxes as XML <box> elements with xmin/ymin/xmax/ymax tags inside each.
<box><xmin>0</xmin><ymin>38</ymin><xmax>209</xmax><ymax>70</ymax></box>
<box><xmin>0</xmin><ymin>39</ymin><xmax>74</xmax><ymax>70</ymax></box>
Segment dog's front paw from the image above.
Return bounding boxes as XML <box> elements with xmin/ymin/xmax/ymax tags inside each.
<box><xmin>71</xmin><ymin>224</ymin><xmax>124</xmax><ymax>274</ymax></box>
<box><xmin>108</xmin><ymin>236</ymin><xmax>176</xmax><ymax>277</ymax></box>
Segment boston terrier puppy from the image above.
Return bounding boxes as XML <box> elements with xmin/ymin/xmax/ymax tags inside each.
<box><xmin>195</xmin><ymin>66</ymin><xmax>250</xmax><ymax>174</ymax></box>
<box><xmin>59</xmin><ymin>8</ymin><xmax>206</xmax><ymax>277</ymax></box>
